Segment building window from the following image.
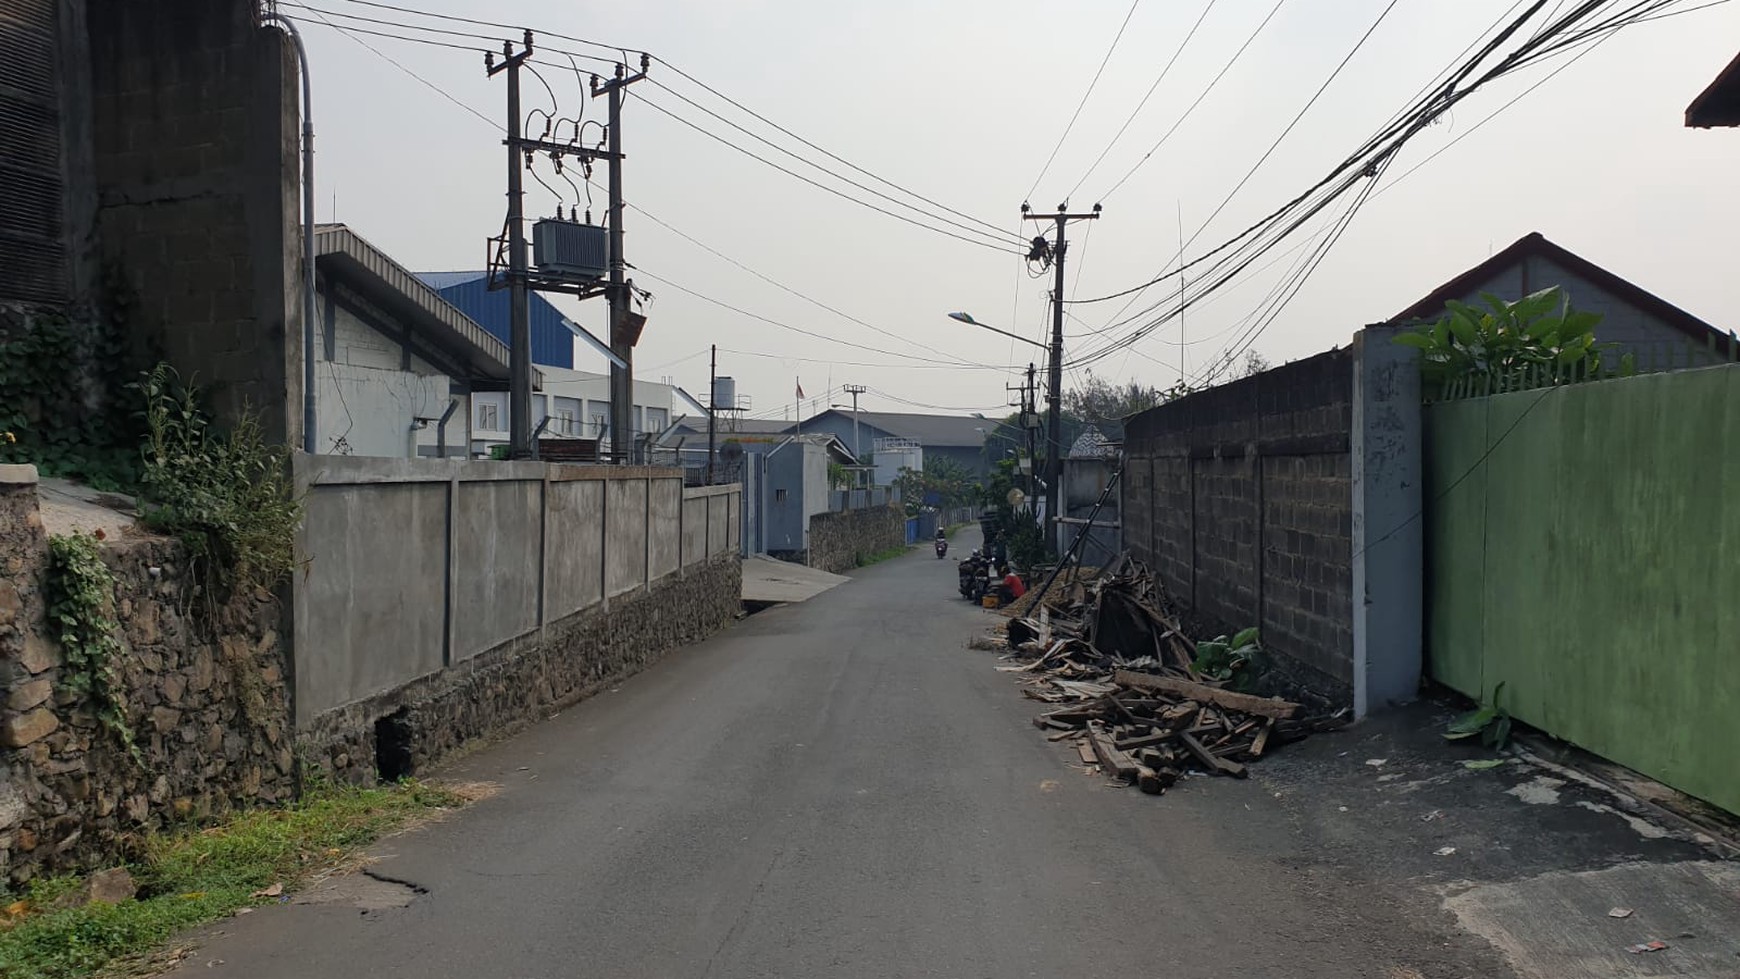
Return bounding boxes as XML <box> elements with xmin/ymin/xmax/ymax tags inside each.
<box><xmin>645</xmin><ymin>407</ymin><xmax>668</xmax><ymax>432</ymax></box>
<box><xmin>774</xmin><ymin>488</ymin><xmax>788</xmax><ymax>503</ymax></box>
<box><xmin>476</xmin><ymin>401</ymin><xmax>500</xmax><ymax>432</ymax></box>
<box><xmin>556</xmin><ymin>409</ymin><xmax>576</xmax><ymax>435</ymax></box>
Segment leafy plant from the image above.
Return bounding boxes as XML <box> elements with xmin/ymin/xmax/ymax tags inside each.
<box><xmin>1444</xmin><ymin>681</ymin><xmax>1512</xmax><ymax>750</ymax></box>
<box><xmin>45</xmin><ymin>533</ymin><xmax>139</xmax><ymax>762</ymax></box>
<box><xmin>1395</xmin><ymin>287</ymin><xmax>1630</xmax><ymax>396</ymax></box>
<box><xmin>137</xmin><ymin>366</ymin><xmax>301</xmax><ymax>598</ymax></box>
<box><xmin>1193</xmin><ymin>627</ymin><xmax>1265</xmax><ymax>692</ymax></box>
<box><xmin>827</xmin><ymin>460</ymin><xmax>852</xmax><ymax>490</ymax></box>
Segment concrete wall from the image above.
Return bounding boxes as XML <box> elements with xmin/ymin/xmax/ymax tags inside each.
<box><xmin>1122</xmin><ymin>333</ymin><xmax>1422</xmax><ymax>711</ymax></box>
<box><xmin>87</xmin><ymin>0</ymin><xmax>299</xmax><ymax>443</ymax></box>
<box><xmin>1425</xmin><ymin>363</ymin><xmax>1740</xmax><ymax>815</ymax></box>
<box><xmin>292</xmin><ymin>457</ymin><xmax>739</xmax><ymax>727</ymax></box>
<box><xmin>1124</xmin><ymin>348</ymin><xmax>1356</xmax><ymax>697</ymax></box>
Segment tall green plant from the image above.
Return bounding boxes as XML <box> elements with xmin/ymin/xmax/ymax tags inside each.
<box><xmin>46</xmin><ymin>533</ymin><xmax>140</xmax><ymax>761</ymax></box>
<box><xmin>1395</xmin><ymin>287</ymin><xmax>1629</xmax><ymax>391</ymax></box>
<box><xmin>138</xmin><ymin>366</ymin><xmax>301</xmax><ymax>597</ymax></box>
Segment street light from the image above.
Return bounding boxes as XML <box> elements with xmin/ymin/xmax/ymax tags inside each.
<box><xmin>949</xmin><ymin>311</ymin><xmax>1046</xmax><ymax>350</ymax></box>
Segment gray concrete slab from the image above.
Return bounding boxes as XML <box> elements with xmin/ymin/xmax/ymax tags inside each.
<box><xmin>740</xmin><ymin>554</ymin><xmax>849</xmax><ymax>603</ymax></box>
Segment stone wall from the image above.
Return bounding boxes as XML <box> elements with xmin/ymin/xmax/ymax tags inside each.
<box><xmin>300</xmin><ymin>553</ymin><xmax>742</xmax><ymax>784</ymax></box>
<box><xmin>0</xmin><ymin>467</ymin><xmax>291</xmax><ymax>884</ymax></box>
<box><xmin>808</xmin><ymin>505</ymin><xmax>906</xmax><ymax>574</ymax></box>
<box><xmin>1122</xmin><ymin>348</ymin><xmax>1355</xmax><ymax>700</ymax></box>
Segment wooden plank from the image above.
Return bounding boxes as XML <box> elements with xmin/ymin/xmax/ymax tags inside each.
<box><xmin>1087</xmin><ymin>725</ymin><xmax>1139</xmax><ymax>781</ymax></box>
<box><xmin>1179</xmin><ymin>731</ymin><xmax>1248</xmax><ymax>778</ymax></box>
<box><xmin>1047</xmin><ymin>728</ymin><xmax>1082</xmax><ymax>742</ymax></box>
<box><xmin>1114</xmin><ymin>730</ymin><xmax>1178</xmax><ymax>751</ymax></box>
<box><xmin>1076</xmin><ymin>742</ymin><xmax>1098</xmax><ymax>765</ymax></box>
<box><xmin>1250</xmin><ymin>718</ymin><xmax>1274</xmax><ymax>758</ymax></box>
<box><xmin>1114</xmin><ymin>670</ymin><xmax>1300</xmax><ymax>719</ymax></box>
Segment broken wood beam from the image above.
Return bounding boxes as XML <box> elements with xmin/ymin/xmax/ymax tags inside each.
<box><xmin>1179</xmin><ymin>731</ymin><xmax>1248</xmax><ymax>778</ymax></box>
<box><xmin>1113</xmin><ymin>670</ymin><xmax>1301</xmax><ymax>719</ymax></box>
<box><xmin>1087</xmin><ymin>724</ymin><xmax>1140</xmax><ymax>781</ymax></box>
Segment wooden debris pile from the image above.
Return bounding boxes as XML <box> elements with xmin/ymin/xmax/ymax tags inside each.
<box><xmin>1000</xmin><ymin>557</ymin><xmax>1346</xmax><ymax>794</ymax></box>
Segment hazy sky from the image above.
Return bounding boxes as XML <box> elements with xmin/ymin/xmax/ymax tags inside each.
<box><xmin>290</xmin><ymin>0</ymin><xmax>1740</xmax><ymax>420</ymax></box>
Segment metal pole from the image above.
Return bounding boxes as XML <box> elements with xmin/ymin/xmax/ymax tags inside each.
<box><xmin>263</xmin><ymin>13</ymin><xmax>316</xmax><ymax>455</ymax></box>
<box><xmin>1046</xmin><ymin>212</ymin><xmax>1067</xmax><ymax>553</ymax></box>
<box><xmin>707</xmin><ymin>343</ymin><xmax>717</xmax><ymax>484</ymax></box>
<box><xmin>607</xmin><ymin>63</ymin><xmax>631</xmax><ymax>464</ymax></box>
<box><xmin>505</xmin><ymin>45</ymin><xmax>532</xmax><ymax>458</ymax></box>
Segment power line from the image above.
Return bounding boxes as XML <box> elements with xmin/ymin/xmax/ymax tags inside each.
<box><xmin>319</xmin><ymin>0</ymin><xmax>628</xmax><ymax>60</ymax></box>
<box><xmin>1027</xmin><ymin>0</ymin><xmax>1143</xmax><ymax>200</ymax></box>
<box><xmin>1097</xmin><ymin>0</ymin><xmax>1289</xmax><ymax>201</ymax></box>
<box><xmin>633</xmin><ymin>266</ymin><xmax>1012</xmax><ymax>371</ymax></box>
<box><xmin>642</xmin><ymin>78</ymin><xmax>1024</xmax><ymax>250</ymax></box>
<box><xmin>648</xmin><ymin>58</ymin><xmax>1013</xmax><ymax>241</ymax></box>
<box><xmin>631</xmin><ymin>91</ymin><xmax>1025</xmax><ymax>255</ymax></box>
<box><xmin>628</xmin><ymin>198</ymin><xmax>976</xmax><ymax>363</ymax></box>
<box><xmin>1066</xmin><ymin>0</ymin><xmax>1221</xmax><ymax>200</ymax></box>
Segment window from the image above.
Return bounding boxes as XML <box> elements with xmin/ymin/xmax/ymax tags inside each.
<box><xmin>774</xmin><ymin>489</ymin><xmax>788</xmax><ymax>503</ymax></box>
<box><xmin>556</xmin><ymin>409</ymin><xmax>576</xmax><ymax>435</ymax></box>
<box><xmin>476</xmin><ymin>401</ymin><xmax>500</xmax><ymax>432</ymax></box>
<box><xmin>645</xmin><ymin>407</ymin><xmax>668</xmax><ymax>432</ymax></box>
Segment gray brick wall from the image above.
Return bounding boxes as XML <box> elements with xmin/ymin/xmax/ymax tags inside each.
<box><xmin>1122</xmin><ymin>348</ymin><xmax>1354</xmax><ymax>698</ymax></box>
<box><xmin>87</xmin><ymin>0</ymin><xmax>298</xmax><ymax>442</ymax></box>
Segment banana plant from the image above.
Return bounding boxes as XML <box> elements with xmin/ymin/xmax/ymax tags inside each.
<box><xmin>1193</xmin><ymin>627</ymin><xmax>1265</xmax><ymax>692</ymax></box>
<box><xmin>1444</xmin><ymin>681</ymin><xmax>1512</xmax><ymax>750</ymax></box>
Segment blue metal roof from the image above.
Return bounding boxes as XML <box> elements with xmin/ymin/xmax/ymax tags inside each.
<box><xmin>415</xmin><ymin>271</ymin><xmax>574</xmax><ymax>370</ymax></box>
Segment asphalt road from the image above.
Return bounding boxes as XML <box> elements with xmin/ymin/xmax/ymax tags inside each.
<box><xmin>180</xmin><ymin>538</ymin><xmax>1508</xmax><ymax>979</ymax></box>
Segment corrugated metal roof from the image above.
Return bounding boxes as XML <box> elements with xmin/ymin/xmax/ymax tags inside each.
<box><xmin>800</xmin><ymin>409</ymin><xmax>990</xmax><ymax>447</ymax></box>
<box><xmin>313</xmin><ymin>225</ymin><xmax>524</xmax><ymax>382</ymax></box>
<box><xmin>415</xmin><ymin>270</ymin><xmax>575</xmax><ymax>370</ymax></box>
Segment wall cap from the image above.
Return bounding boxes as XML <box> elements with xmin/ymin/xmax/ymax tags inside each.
<box><xmin>0</xmin><ymin>463</ymin><xmax>40</xmax><ymax>485</ymax></box>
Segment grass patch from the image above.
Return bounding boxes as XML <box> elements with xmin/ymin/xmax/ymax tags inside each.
<box><xmin>857</xmin><ymin>545</ymin><xmax>911</xmax><ymax>567</ymax></box>
<box><xmin>0</xmin><ymin>781</ymin><xmax>463</xmax><ymax>979</ymax></box>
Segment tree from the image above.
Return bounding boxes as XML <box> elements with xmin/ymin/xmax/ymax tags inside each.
<box><xmin>1240</xmin><ymin>350</ymin><xmax>1271</xmax><ymax>377</ymax></box>
<box><xmin>1062</xmin><ymin>370</ymin><xmax>1171</xmax><ymax>426</ymax></box>
<box><xmin>892</xmin><ymin>456</ymin><xmax>977</xmax><ymax>515</ymax></box>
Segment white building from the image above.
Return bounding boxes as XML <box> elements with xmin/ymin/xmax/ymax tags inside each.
<box><xmin>312</xmin><ymin>225</ymin><xmax>519</xmax><ymax>459</ymax></box>
<box><xmin>469</xmin><ymin>367</ymin><xmax>675</xmax><ymax>459</ymax></box>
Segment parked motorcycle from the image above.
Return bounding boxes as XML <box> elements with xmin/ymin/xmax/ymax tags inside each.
<box><xmin>957</xmin><ymin>550</ymin><xmax>990</xmax><ymax>601</ymax></box>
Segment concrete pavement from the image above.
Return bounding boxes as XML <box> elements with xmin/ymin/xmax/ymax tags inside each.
<box><xmin>177</xmin><ymin>537</ymin><xmax>1514</xmax><ymax>979</ymax></box>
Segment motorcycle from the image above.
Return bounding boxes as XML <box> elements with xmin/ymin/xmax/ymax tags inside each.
<box><xmin>957</xmin><ymin>550</ymin><xmax>992</xmax><ymax>602</ymax></box>
<box><xmin>935</xmin><ymin>537</ymin><xmax>948</xmax><ymax>559</ymax></box>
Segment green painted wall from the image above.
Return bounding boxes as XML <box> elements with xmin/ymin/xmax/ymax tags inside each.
<box><xmin>1425</xmin><ymin>365</ymin><xmax>1740</xmax><ymax>815</ymax></box>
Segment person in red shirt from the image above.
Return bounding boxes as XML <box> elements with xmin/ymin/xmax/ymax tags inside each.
<box><xmin>997</xmin><ymin>564</ymin><xmax>1026</xmax><ymax>604</ymax></box>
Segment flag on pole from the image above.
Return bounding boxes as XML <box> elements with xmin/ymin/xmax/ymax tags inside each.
<box><xmin>795</xmin><ymin>378</ymin><xmax>805</xmax><ymax>400</ymax></box>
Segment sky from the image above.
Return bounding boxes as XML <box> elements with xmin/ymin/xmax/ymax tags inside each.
<box><xmin>285</xmin><ymin>0</ymin><xmax>1740</xmax><ymax>422</ymax></box>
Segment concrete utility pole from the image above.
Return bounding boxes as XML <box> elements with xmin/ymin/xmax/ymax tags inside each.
<box><xmin>842</xmin><ymin>383</ymin><xmax>867</xmax><ymax>466</ymax></box>
<box><xmin>1023</xmin><ymin>204</ymin><xmax>1100</xmax><ymax>550</ymax></box>
<box><xmin>488</xmin><ymin>33</ymin><xmax>536</xmax><ymax>458</ymax></box>
<box><xmin>593</xmin><ymin>58</ymin><xmax>649</xmax><ymax>463</ymax></box>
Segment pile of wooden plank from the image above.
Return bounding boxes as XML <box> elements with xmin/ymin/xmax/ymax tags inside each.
<box><xmin>1000</xmin><ymin>558</ymin><xmax>1346</xmax><ymax>793</ymax></box>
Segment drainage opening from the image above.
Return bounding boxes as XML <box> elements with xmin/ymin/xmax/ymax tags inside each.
<box><xmin>375</xmin><ymin>708</ymin><xmax>415</xmax><ymax>783</ymax></box>
<box><xmin>739</xmin><ymin>599</ymin><xmax>781</xmax><ymax>618</ymax></box>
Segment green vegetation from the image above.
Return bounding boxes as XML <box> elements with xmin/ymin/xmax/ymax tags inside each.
<box><xmin>1395</xmin><ymin>287</ymin><xmax>1624</xmax><ymax>397</ymax></box>
<box><xmin>44</xmin><ymin>534</ymin><xmax>137</xmax><ymax>762</ymax></box>
<box><xmin>855</xmin><ymin>545</ymin><xmax>910</xmax><ymax>567</ymax></box>
<box><xmin>137</xmin><ymin>366</ymin><xmax>301</xmax><ymax>598</ymax></box>
<box><xmin>892</xmin><ymin>457</ymin><xmax>976</xmax><ymax>517</ymax></box>
<box><xmin>0</xmin><ymin>781</ymin><xmax>464</xmax><ymax>979</ymax></box>
<box><xmin>1444</xmin><ymin>682</ymin><xmax>1513</xmax><ymax>751</ymax></box>
<box><xmin>1192</xmin><ymin>627</ymin><xmax>1267</xmax><ymax>693</ymax></box>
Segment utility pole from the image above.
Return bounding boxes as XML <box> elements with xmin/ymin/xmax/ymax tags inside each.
<box><xmin>1024</xmin><ymin>362</ymin><xmax>1038</xmax><ymax>502</ymax></box>
<box><xmin>707</xmin><ymin>344</ymin><xmax>718</xmax><ymax>484</ymax></box>
<box><xmin>593</xmin><ymin>57</ymin><xmax>649</xmax><ymax>463</ymax></box>
<box><xmin>1023</xmin><ymin>203</ymin><xmax>1100</xmax><ymax>553</ymax></box>
<box><xmin>842</xmin><ymin>383</ymin><xmax>867</xmax><ymax>471</ymax></box>
<box><xmin>487</xmin><ymin>32</ymin><xmax>535</xmax><ymax>458</ymax></box>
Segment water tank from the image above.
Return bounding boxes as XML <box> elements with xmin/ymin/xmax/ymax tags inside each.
<box><xmin>710</xmin><ymin>376</ymin><xmax>738</xmax><ymax>412</ymax></box>
<box><xmin>532</xmin><ymin>219</ymin><xmax>608</xmax><ymax>280</ymax></box>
